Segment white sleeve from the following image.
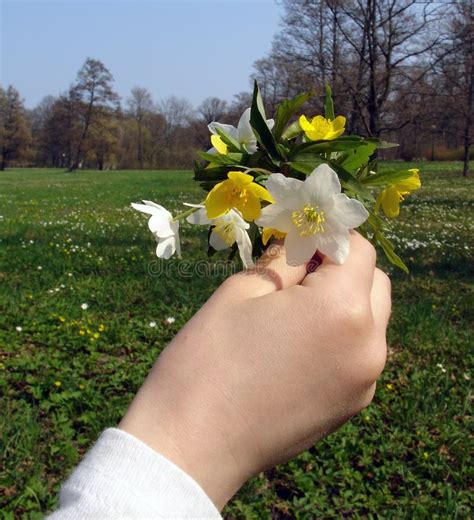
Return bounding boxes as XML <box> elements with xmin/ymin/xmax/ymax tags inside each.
<box><xmin>47</xmin><ymin>428</ymin><xmax>222</xmax><ymax>519</ymax></box>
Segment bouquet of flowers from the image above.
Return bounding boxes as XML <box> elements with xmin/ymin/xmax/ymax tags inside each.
<box><xmin>133</xmin><ymin>83</ymin><xmax>420</xmax><ymax>273</ymax></box>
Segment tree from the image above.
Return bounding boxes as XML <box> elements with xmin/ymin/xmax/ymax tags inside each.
<box><xmin>197</xmin><ymin>97</ymin><xmax>228</xmax><ymax>124</ymax></box>
<box><xmin>0</xmin><ymin>85</ymin><xmax>31</xmax><ymax>170</ymax></box>
<box><xmin>126</xmin><ymin>86</ymin><xmax>154</xmax><ymax>168</ymax></box>
<box><xmin>441</xmin><ymin>0</ymin><xmax>473</xmax><ymax>176</ymax></box>
<box><xmin>157</xmin><ymin>96</ymin><xmax>194</xmax><ymax>147</ymax></box>
<box><xmin>262</xmin><ymin>0</ymin><xmax>442</xmax><ymax>137</ymax></box>
<box><xmin>68</xmin><ymin>58</ymin><xmax>119</xmax><ymax>171</ymax></box>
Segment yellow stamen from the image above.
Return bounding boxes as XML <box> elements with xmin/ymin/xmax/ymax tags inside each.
<box><xmin>214</xmin><ymin>222</ymin><xmax>236</xmax><ymax>246</ymax></box>
<box><xmin>291</xmin><ymin>204</ymin><xmax>326</xmax><ymax>237</ymax></box>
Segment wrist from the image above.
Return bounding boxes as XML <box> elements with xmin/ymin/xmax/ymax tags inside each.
<box><xmin>119</xmin><ymin>360</ymin><xmax>248</xmax><ymax>510</ymax></box>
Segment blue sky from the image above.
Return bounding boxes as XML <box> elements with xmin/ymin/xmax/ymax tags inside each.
<box><xmin>1</xmin><ymin>0</ymin><xmax>282</xmax><ymax>109</ymax></box>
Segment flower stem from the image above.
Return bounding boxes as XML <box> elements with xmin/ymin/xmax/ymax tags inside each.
<box><xmin>172</xmin><ymin>206</ymin><xmax>201</xmax><ymax>222</ymax></box>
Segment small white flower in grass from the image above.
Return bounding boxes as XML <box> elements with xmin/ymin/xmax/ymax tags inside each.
<box><xmin>148</xmin><ymin>321</ymin><xmax>157</xmax><ymax>328</ymax></box>
<box><xmin>256</xmin><ymin>164</ymin><xmax>369</xmax><ymax>265</ymax></box>
<box><xmin>37</xmin><ymin>266</ymin><xmax>42</xmax><ymax>270</ymax></box>
<box><xmin>81</xmin><ymin>303</ymin><xmax>89</xmax><ymax>310</ymax></box>
<box><xmin>208</xmin><ymin>108</ymin><xmax>274</xmax><ymax>155</ymax></box>
<box><xmin>186</xmin><ymin>204</ymin><xmax>254</xmax><ymax>268</ymax></box>
<box><xmin>16</xmin><ymin>326</ymin><xmax>22</xmax><ymax>332</ymax></box>
<box><xmin>131</xmin><ymin>200</ymin><xmax>181</xmax><ymax>260</ymax></box>
<box><xmin>165</xmin><ymin>317</ymin><xmax>176</xmax><ymax>325</ymax></box>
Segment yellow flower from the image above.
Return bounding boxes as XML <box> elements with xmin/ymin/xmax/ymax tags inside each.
<box><xmin>54</xmin><ymin>381</ymin><xmax>62</xmax><ymax>387</ymax></box>
<box><xmin>299</xmin><ymin>114</ymin><xmax>346</xmax><ymax>141</ymax></box>
<box><xmin>210</xmin><ymin>135</ymin><xmax>228</xmax><ymax>155</ymax></box>
<box><xmin>93</xmin><ymin>332</ymin><xmax>100</xmax><ymax>339</ymax></box>
<box><xmin>205</xmin><ymin>171</ymin><xmax>274</xmax><ymax>221</ymax></box>
<box><xmin>58</xmin><ymin>316</ymin><xmax>66</xmax><ymax>323</ymax></box>
<box><xmin>79</xmin><ymin>329</ymin><xmax>85</xmax><ymax>336</ymax></box>
<box><xmin>262</xmin><ymin>227</ymin><xmax>287</xmax><ymax>245</ymax></box>
<box><xmin>376</xmin><ymin>169</ymin><xmax>421</xmax><ymax>218</ymax></box>
<box><xmin>386</xmin><ymin>383</ymin><xmax>394</xmax><ymax>391</ymax></box>
<box><xmin>98</xmin><ymin>324</ymin><xmax>105</xmax><ymax>332</ymax></box>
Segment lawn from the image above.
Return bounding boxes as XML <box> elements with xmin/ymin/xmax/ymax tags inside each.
<box><xmin>0</xmin><ymin>163</ymin><xmax>472</xmax><ymax>518</ymax></box>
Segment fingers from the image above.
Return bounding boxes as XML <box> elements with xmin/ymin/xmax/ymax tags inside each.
<box><xmin>228</xmin><ymin>240</ymin><xmax>308</xmax><ymax>297</ymax></box>
<box><xmin>302</xmin><ymin>232</ymin><xmax>376</xmax><ymax>296</ymax></box>
<box><xmin>370</xmin><ymin>268</ymin><xmax>392</xmax><ymax>335</ymax></box>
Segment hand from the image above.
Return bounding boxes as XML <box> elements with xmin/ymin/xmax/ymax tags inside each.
<box><xmin>120</xmin><ymin>232</ymin><xmax>391</xmax><ymax>509</ymax></box>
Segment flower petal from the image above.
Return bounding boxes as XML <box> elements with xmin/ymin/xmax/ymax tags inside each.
<box><xmin>380</xmin><ymin>186</ymin><xmax>400</xmax><ymax>218</ymax></box>
<box><xmin>227</xmin><ymin>171</ymin><xmax>254</xmax><ymax>185</ymax></box>
<box><xmin>210</xmin><ymin>135</ymin><xmax>228</xmax><ymax>155</ymax></box>
<box><xmin>156</xmin><ymin>236</ymin><xmax>176</xmax><ymax>259</ymax></box>
<box><xmin>328</xmin><ymin>194</ymin><xmax>369</xmax><ymax>229</ymax></box>
<box><xmin>131</xmin><ymin>201</ymin><xmax>167</xmax><ymax>216</ymax></box>
<box><xmin>235</xmin><ymin>227</ymin><xmax>255</xmax><ymax>268</ymax></box>
<box><xmin>148</xmin><ymin>214</ymin><xmax>174</xmax><ymax>237</ymax></box>
<box><xmin>284</xmin><ymin>230</ymin><xmax>318</xmax><ymax>266</ymax></box>
<box><xmin>332</xmin><ymin>115</ymin><xmax>346</xmax><ymax>131</ymax></box>
<box><xmin>209</xmin><ymin>229</ymin><xmax>231</xmax><ymax>251</ymax></box>
<box><xmin>266</xmin><ymin>118</ymin><xmax>275</xmax><ymax>131</ymax></box>
<box><xmin>171</xmin><ymin>221</ymin><xmax>181</xmax><ymax>258</ymax></box>
<box><xmin>208</xmin><ymin>122</ymin><xmax>238</xmax><ymax>140</ymax></box>
<box><xmin>186</xmin><ymin>207</ymin><xmax>211</xmax><ymax>225</ymax></box>
<box><xmin>303</xmin><ymin>164</ymin><xmax>341</xmax><ymax>204</ymax></box>
<box><xmin>205</xmin><ymin>182</ymin><xmax>230</xmax><ymax>219</ymax></box>
<box><xmin>317</xmin><ymin>229</ymin><xmax>350</xmax><ymax>264</ymax></box>
<box><xmin>237</xmin><ymin>193</ymin><xmax>261</xmax><ymax>221</ymax></box>
<box><xmin>247</xmin><ymin>182</ymin><xmax>275</xmax><ymax>203</ymax></box>
<box><xmin>265</xmin><ymin>173</ymin><xmax>303</xmax><ymax>209</ymax></box>
<box><xmin>236</xmin><ymin>108</ymin><xmax>255</xmax><ymax>144</ymax></box>
<box><xmin>256</xmin><ymin>205</ymin><xmax>293</xmax><ymax>232</ymax></box>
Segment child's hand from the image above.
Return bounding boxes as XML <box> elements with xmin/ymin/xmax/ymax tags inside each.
<box><xmin>120</xmin><ymin>232</ymin><xmax>391</xmax><ymax>509</ymax></box>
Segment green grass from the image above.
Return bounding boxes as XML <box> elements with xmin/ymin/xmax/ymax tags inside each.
<box><xmin>0</xmin><ymin>163</ymin><xmax>472</xmax><ymax>519</ymax></box>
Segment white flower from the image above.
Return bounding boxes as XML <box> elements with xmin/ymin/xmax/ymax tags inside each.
<box><xmin>165</xmin><ymin>317</ymin><xmax>176</xmax><ymax>325</ymax></box>
<box><xmin>256</xmin><ymin>164</ymin><xmax>369</xmax><ymax>265</ymax></box>
<box><xmin>16</xmin><ymin>326</ymin><xmax>22</xmax><ymax>332</ymax></box>
<box><xmin>81</xmin><ymin>303</ymin><xmax>89</xmax><ymax>310</ymax></box>
<box><xmin>37</xmin><ymin>266</ymin><xmax>42</xmax><ymax>270</ymax></box>
<box><xmin>148</xmin><ymin>321</ymin><xmax>157</xmax><ymax>328</ymax></box>
<box><xmin>131</xmin><ymin>200</ymin><xmax>181</xmax><ymax>260</ymax></box>
<box><xmin>208</xmin><ymin>108</ymin><xmax>274</xmax><ymax>155</ymax></box>
<box><xmin>187</xmin><ymin>205</ymin><xmax>254</xmax><ymax>268</ymax></box>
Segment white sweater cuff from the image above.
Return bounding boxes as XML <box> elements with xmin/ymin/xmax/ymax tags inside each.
<box><xmin>47</xmin><ymin>427</ymin><xmax>222</xmax><ymax>519</ymax></box>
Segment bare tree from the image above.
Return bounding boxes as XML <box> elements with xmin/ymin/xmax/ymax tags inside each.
<box><xmin>68</xmin><ymin>58</ymin><xmax>119</xmax><ymax>171</ymax></box>
<box><xmin>127</xmin><ymin>86</ymin><xmax>154</xmax><ymax>168</ymax></box>
<box><xmin>157</xmin><ymin>96</ymin><xmax>194</xmax><ymax>146</ymax></box>
<box><xmin>263</xmin><ymin>0</ymin><xmax>443</xmax><ymax>137</ymax></box>
<box><xmin>197</xmin><ymin>97</ymin><xmax>228</xmax><ymax>124</ymax></box>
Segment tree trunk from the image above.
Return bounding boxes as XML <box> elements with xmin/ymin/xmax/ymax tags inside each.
<box><xmin>462</xmin><ymin>47</ymin><xmax>473</xmax><ymax>177</ymax></box>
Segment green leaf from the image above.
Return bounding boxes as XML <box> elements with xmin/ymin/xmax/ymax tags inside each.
<box><xmin>342</xmin><ymin>180</ymin><xmax>375</xmax><ymax>202</ymax></box>
<box><xmin>361</xmin><ymin>169</ymin><xmax>415</xmax><ymax>187</ymax></box>
<box><xmin>274</xmin><ymin>91</ymin><xmax>312</xmax><ymax>140</ymax></box>
<box><xmin>374</xmin><ymin>229</ymin><xmax>409</xmax><ymax>273</ymax></box>
<box><xmin>342</xmin><ymin>143</ymin><xmax>377</xmax><ymax>173</ymax></box>
<box><xmin>281</xmin><ymin>120</ymin><xmax>302</xmax><ymax>140</ymax></box>
<box><xmin>324</xmin><ymin>85</ymin><xmax>335</xmax><ymax>120</ymax></box>
<box><xmin>214</xmin><ymin>127</ymin><xmax>241</xmax><ymax>152</ymax></box>
<box><xmin>196</xmin><ymin>150</ymin><xmax>242</xmax><ymax>166</ymax></box>
<box><xmin>250</xmin><ymin>81</ymin><xmax>281</xmax><ymax>162</ymax></box>
<box><xmin>290</xmin><ymin>137</ymin><xmax>369</xmax><ymax>158</ymax></box>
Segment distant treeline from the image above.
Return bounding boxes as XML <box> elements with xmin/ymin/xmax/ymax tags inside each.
<box><xmin>1</xmin><ymin>0</ymin><xmax>472</xmax><ymax>174</ymax></box>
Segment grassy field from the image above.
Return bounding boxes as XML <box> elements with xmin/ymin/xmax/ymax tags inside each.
<box><xmin>0</xmin><ymin>163</ymin><xmax>472</xmax><ymax>519</ymax></box>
